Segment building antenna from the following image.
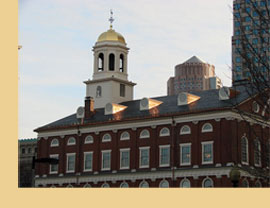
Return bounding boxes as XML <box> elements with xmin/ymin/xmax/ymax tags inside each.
<box><xmin>109</xmin><ymin>9</ymin><xmax>114</xmax><ymax>29</ymax></box>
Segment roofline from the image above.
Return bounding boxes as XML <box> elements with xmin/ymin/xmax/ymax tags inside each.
<box><xmin>84</xmin><ymin>77</ymin><xmax>136</xmax><ymax>86</ymax></box>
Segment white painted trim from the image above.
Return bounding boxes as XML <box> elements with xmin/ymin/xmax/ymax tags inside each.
<box><xmin>159</xmin><ymin>179</ymin><xmax>169</xmax><ymax>188</ymax></box>
<box><xmin>139</xmin><ymin>180</ymin><xmax>149</xmax><ymax>188</ymax></box>
<box><xmin>67</xmin><ymin>137</ymin><xmax>76</xmax><ymax>146</ymax></box>
<box><xmin>201</xmin><ymin>141</ymin><xmax>214</xmax><ymax>165</ymax></box>
<box><xmin>241</xmin><ymin>136</ymin><xmax>249</xmax><ymax>165</ymax></box>
<box><xmin>139</xmin><ymin>129</ymin><xmax>150</xmax><ymax>139</ymax></box>
<box><xmin>49</xmin><ymin>154</ymin><xmax>59</xmax><ymax>174</ymax></box>
<box><xmin>50</xmin><ymin>139</ymin><xmax>59</xmax><ymax>147</ymax></box>
<box><xmin>84</xmin><ymin>135</ymin><xmax>94</xmax><ymax>144</ymax></box>
<box><xmin>101</xmin><ymin>150</ymin><xmax>111</xmax><ymax>171</ymax></box>
<box><xmin>120</xmin><ymin>131</ymin><xmax>130</xmax><ymax>140</ymax></box>
<box><xmin>202</xmin><ymin>177</ymin><xmax>214</xmax><ymax>187</ymax></box>
<box><xmin>201</xmin><ymin>123</ymin><xmax>213</xmax><ymax>133</ymax></box>
<box><xmin>139</xmin><ymin>147</ymin><xmax>150</xmax><ymax>168</ymax></box>
<box><xmin>120</xmin><ymin>148</ymin><xmax>130</xmax><ymax>170</ymax></box>
<box><xmin>159</xmin><ymin>127</ymin><xmax>170</xmax><ymax>137</ymax></box>
<box><xmin>180</xmin><ymin>143</ymin><xmax>192</xmax><ymax>166</ymax></box>
<box><xmin>83</xmin><ymin>152</ymin><xmax>93</xmax><ymax>172</ymax></box>
<box><xmin>180</xmin><ymin>178</ymin><xmax>191</xmax><ymax>188</ymax></box>
<box><xmin>66</xmin><ymin>153</ymin><xmax>76</xmax><ymax>173</ymax></box>
<box><xmin>159</xmin><ymin>145</ymin><xmax>170</xmax><ymax>167</ymax></box>
<box><xmin>180</xmin><ymin>125</ymin><xmax>191</xmax><ymax>135</ymax></box>
<box><xmin>102</xmin><ymin>133</ymin><xmax>112</xmax><ymax>142</ymax></box>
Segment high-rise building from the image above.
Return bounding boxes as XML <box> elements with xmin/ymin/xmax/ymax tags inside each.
<box><xmin>167</xmin><ymin>56</ymin><xmax>222</xmax><ymax>96</ymax></box>
<box><xmin>232</xmin><ymin>0</ymin><xmax>270</xmax><ymax>84</ymax></box>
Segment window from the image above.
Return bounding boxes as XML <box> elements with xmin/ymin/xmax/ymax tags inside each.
<box><xmin>120</xmin><ymin>84</ymin><xmax>125</xmax><ymax>97</ymax></box>
<box><xmin>202</xmin><ymin>141</ymin><xmax>214</xmax><ymax>164</ymax></box>
<box><xmin>85</xmin><ymin>135</ymin><xmax>94</xmax><ymax>144</ymax></box>
<box><xmin>50</xmin><ymin>154</ymin><xmax>59</xmax><ymax>174</ymax></box>
<box><xmin>254</xmin><ymin>139</ymin><xmax>261</xmax><ymax>167</ymax></box>
<box><xmin>180</xmin><ymin>143</ymin><xmax>191</xmax><ymax>166</ymax></box>
<box><xmin>201</xmin><ymin>123</ymin><xmax>213</xmax><ymax>133</ymax></box>
<box><xmin>139</xmin><ymin>129</ymin><xmax>150</xmax><ymax>139</ymax></box>
<box><xmin>119</xmin><ymin>54</ymin><xmax>124</xmax><ymax>72</ymax></box>
<box><xmin>98</xmin><ymin>53</ymin><xmax>104</xmax><ymax>71</ymax></box>
<box><xmin>120</xmin><ymin>182</ymin><xmax>129</xmax><ymax>188</ymax></box>
<box><xmin>159</xmin><ymin>180</ymin><xmax>169</xmax><ymax>188</ymax></box>
<box><xmin>96</xmin><ymin>86</ymin><xmax>102</xmax><ymax>98</ymax></box>
<box><xmin>202</xmin><ymin>178</ymin><xmax>213</xmax><ymax>187</ymax></box>
<box><xmin>109</xmin><ymin>53</ymin><xmax>115</xmax><ymax>71</ymax></box>
<box><xmin>84</xmin><ymin>152</ymin><xmax>93</xmax><ymax>171</ymax></box>
<box><xmin>21</xmin><ymin>148</ymin><xmax>25</xmax><ymax>154</ymax></box>
<box><xmin>84</xmin><ymin>183</ymin><xmax>91</xmax><ymax>188</ymax></box>
<box><xmin>241</xmin><ymin>136</ymin><xmax>249</xmax><ymax>164</ymax></box>
<box><xmin>102</xmin><ymin>133</ymin><xmax>111</xmax><ymax>142</ymax></box>
<box><xmin>120</xmin><ymin>148</ymin><xmax>130</xmax><ymax>169</ymax></box>
<box><xmin>120</xmin><ymin>131</ymin><xmax>130</xmax><ymax>140</ymax></box>
<box><xmin>180</xmin><ymin>125</ymin><xmax>191</xmax><ymax>135</ymax></box>
<box><xmin>101</xmin><ymin>183</ymin><xmax>110</xmax><ymax>188</ymax></box>
<box><xmin>159</xmin><ymin>145</ymin><xmax>170</xmax><ymax>167</ymax></box>
<box><xmin>159</xmin><ymin>127</ymin><xmax>170</xmax><ymax>137</ymax></box>
<box><xmin>51</xmin><ymin>138</ymin><xmax>59</xmax><ymax>147</ymax></box>
<box><xmin>67</xmin><ymin>184</ymin><xmax>73</xmax><ymax>188</ymax></box>
<box><xmin>255</xmin><ymin>181</ymin><xmax>262</xmax><ymax>187</ymax></box>
<box><xmin>241</xmin><ymin>179</ymin><xmax>249</xmax><ymax>187</ymax></box>
<box><xmin>101</xmin><ymin>150</ymin><xmax>111</xmax><ymax>171</ymax></box>
<box><xmin>139</xmin><ymin>181</ymin><xmax>149</xmax><ymax>188</ymax></box>
<box><xmin>252</xmin><ymin>101</ymin><xmax>260</xmax><ymax>113</ymax></box>
<box><xmin>139</xmin><ymin>147</ymin><xmax>150</xmax><ymax>168</ymax></box>
<box><xmin>180</xmin><ymin>179</ymin><xmax>191</xmax><ymax>188</ymax></box>
<box><xmin>67</xmin><ymin>137</ymin><xmax>76</xmax><ymax>145</ymax></box>
<box><xmin>66</xmin><ymin>153</ymin><xmax>76</xmax><ymax>173</ymax></box>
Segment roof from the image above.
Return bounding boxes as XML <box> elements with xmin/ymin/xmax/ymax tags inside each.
<box><xmin>34</xmin><ymin>85</ymin><xmax>253</xmax><ymax>132</ymax></box>
<box><xmin>184</xmin><ymin>56</ymin><xmax>205</xmax><ymax>64</ymax></box>
<box><xmin>19</xmin><ymin>138</ymin><xmax>37</xmax><ymax>143</ymax></box>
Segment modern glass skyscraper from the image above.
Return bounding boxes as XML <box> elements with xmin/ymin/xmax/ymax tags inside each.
<box><xmin>232</xmin><ymin>0</ymin><xmax>270</xmax><ymax>85</ymax></box>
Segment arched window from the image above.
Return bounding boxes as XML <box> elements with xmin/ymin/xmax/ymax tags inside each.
<box><xmin>159</xmin><ymin>127</ymin><xmax>170</xmax><ymax>137</ymax></box>
<box><xmin>51</xmin><ymin>138</ymin><xmax>59</xmax><ymax>147</ymax></box>
<box><xmin>180</xmin><ymin>125</ymin><xmax>191</xmax><ymax>135</ymax></box>
<box><xmin>254</xmin><ymin>139</ymin><xmax>261</xmax><ymax>166</ymax></box>
<box><xmin>159</xmin><ymin>180</ymin><xmax>169</xmax><ymax>188</ymax></box>
<box><xmin>85</xmin><ymin>135</ymin><xmax>94</xmax><ymax>144</ymax></box>
<box><xmin>67</xmin><ymin>137</ymin><xmax>76</xmax><ymax>145</ymax></box>
<box><xmin>202</xmin><ymin>123</ymin><xmax>213</xmax><ymax>133</ymax></box>
<box><xmin>84</xmin><ymin>183</ymin><xmax>91</xmax><ymax>188</ymax></box>
<box><xmin>120</xmin><ymin>131</ymin><xmax>130</xmax><ymax>140</ymax></box>
<box><xmin>139</xmin><ymin>181</ymin><xmax>149</xmax><ymax>188</ymax></box>
<box><xmin>96</xmin><ymin>86</ymin><xmax>102</xmax><ymax>98</ymax></box>
<box><xmin>202</xmin><ymin>178</ymin><xmax>213</xmax><ymax>188</ymax></box>
<box><xmin>102</xmin><ymin>133</ymin><xmax>111</xmax><ymax>142</ymax></box>
<box><xmin>241</xmin><ymin>179</ymin><xmax>249</xmax><ymax>187</ymax></box>
<box><xmin>119</xmin><ymin>54</ymin><xmax>124</xmax><ymax>72</ymax></box>
<box><xmin>180</xmin><ymin>179</ymin><xmax>191</xmax><ymax>188</ymax></box>
<box><xmin>241</xmin><ymin>136</ymin><xmax>248</xmax><ymax>164</ymax></box>
<box><xmin>101</xmin><ymin>183</ymin><xmax>110</xmax><ymax>188</ymax></box>
<box><xmin>140</xmin><ymin>129</ymin><xmax>150</xmax><ymax>139</ymax></box>
<box><xmin>109</xmin><ymin>53</ymin><xmax>115</xmax><ymax>71</ymax></box>
<box><xmin>98</xmin><ymin>53</ymin><xmax>104</xmax><ymax>71</ymax></box>
<box><xmin>120</xmin><ymin>182</ymin><xmax>129</xmax><ymax>188</ymax></box>
<box><xmin>67</xmin><ymin>184</ymin><xmax>73</xmax><ymax>188</ymax></box>
<box><xmin>255</xmin><ymin>180</ymin><xmax>262</xmax><ymax>187</ymax></box>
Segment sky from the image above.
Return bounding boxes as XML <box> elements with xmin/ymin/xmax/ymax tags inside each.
<box><xmin>19</xmin><ymin>0</ymin><xmax>233</xmax><ymax>139</ymax></box>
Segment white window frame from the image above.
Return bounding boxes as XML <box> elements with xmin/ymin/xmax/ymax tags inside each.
<box><xmin>139</xmin><ymin>129</ymin><xmax>150</xmax><ymax>139</ymax></box>
<box><xmin>139</xmin><ymin>181</ymin><xmax>149</xmax><ymax>188</ymax></box>
<box><xmin>85</xmin><ymin>135</ymin><xmax>94</xmax><ymax>144</ymax></box>
<box><xmin>120</xmin><ymin>131</ymin><xmax>130</xmax><ymax>140</ymax></box>
<box><xmin>120</xmin><ymin>182</ymin><xmax>129</xmax><ymax>188</ymax></box>
<box><xmin>49</xmin><ymin>154</ymin><xmax>59</xmax><ymax>174</ymax></box>
<box><xmin>241</xmin><ymin>136</ymin><xmax>249</xmax><ymax>165</ymax></box>
<box><xmin>66</xmin><ymin>153</ymin><xmax>76</xmax><ymax>173</ymax></box>
<box><xmin>254</xmin><ymin>139</ymin><xmax>262</xmax><ymax>167</ymax></box>
<box><xmin>180</xmin><ymin>143</ymin><xmax>192</xmax><ymax>166</ymax></box>
<box><xmin>201</xmin><ymin>141</ymin><xmax>214</xmax><ymax>164</ymax></box>
<box><xmin>180</xmin><ymin>178</ymin><xmax>191</xmax><ymax>188</ymax></box>
<box><xmin>101</xmin><ymin>150</ymin><xmax>111</xmax><ymax>171</ymax></box>
<box><xmin>180</xmin><ymin>125</ymin><xmax>191</xmax><ymax>135</ymax></box>
<box><xmin>67</xmin><ymin>137</ymin><xmax>76</xmax><ymax>146</ymax></box>
<box><xmin>83</xmin><ymin>152</ymin><xmax>93</xmax><ymax>172</ymax></box>
<box><xmin>102</xmin><ymin>133</ymin><xmax>112</xmax><ymax>142</ymax></box>
<box><xmin>159</xmin><ymin>179</ymin><xmax>169</xmax><ymax>188</ymax></box>
<box><xmin>139</xmin><ymin>147</ymin><xmax>150</xmax><ymax>168</ymax></box>
<box><xmin>201</xmin><ymin>123</ymin><xmax>213</xmax><ymax>133</ymax></box>
<box><xmin>159</xmin><ymin>145</ymin><xmax>170</xmax><ymax>167</ymax></box>
<box><xmin>101</xmin><ymin>182</ymin><xmax>110</xmax><ymax>188</ymax></box>
<box><xmin>159</xmin><ymin>127</ymin><xmax>170</xmax><ymax>137</ymax></box>
<box><xmin>202</xmin><ymin>177</ymin><xmax>214</xmax><ymax>188</ymax></box>
<box><xmin>120</xmin><ymin>148</ymin><xmax>130</xmax><ymax>170</ymax></box>
<box><xmin>50</xmin><ymin>139</ymin><xmax>59</xmax><ymax>147</ymax></box>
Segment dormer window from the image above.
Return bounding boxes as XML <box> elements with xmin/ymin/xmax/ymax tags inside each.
<box><xmin>98</xmin><ymin>53</ymin><xmax>104</xmax><ymax>71</ymax></box>
<box><xmin>120</xmin><ymin>54</ymin><xmax>124</xmax><ymax>72</ymax></box>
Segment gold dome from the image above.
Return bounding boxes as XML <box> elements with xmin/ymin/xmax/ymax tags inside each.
<box><xmin>97</xmin><ymin>28</ymin><xmax>126</xmax><ymax>44</ymax></box>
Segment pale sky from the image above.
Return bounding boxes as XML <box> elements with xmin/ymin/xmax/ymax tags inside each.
<box><xmin>19</xmin><ymin>0</ymin><xmax>233</xmax><ymax>139</ymax></box>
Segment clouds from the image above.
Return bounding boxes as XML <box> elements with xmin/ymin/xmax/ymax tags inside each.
<box><xmin>19</xmin><ymin>0</ymin><xmax>233</xmax><ymax>138</ymax></box>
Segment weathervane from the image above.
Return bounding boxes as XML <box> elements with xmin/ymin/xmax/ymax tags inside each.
<box><xmin>109</xmin><ymin>9</ymin><xmax>114</xmax><ymax>29</ymax></box>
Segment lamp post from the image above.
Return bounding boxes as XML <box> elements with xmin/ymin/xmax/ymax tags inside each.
<box><xmin>230</xmin><ymin>165</ymin><xmax>241</xmax><ymax>187</ymax></box>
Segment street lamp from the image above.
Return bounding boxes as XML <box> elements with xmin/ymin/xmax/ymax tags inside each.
<box><xmin>230</xmin><ymin>165</ymin><xmax>241</xmax><ymax>187</ymax></box>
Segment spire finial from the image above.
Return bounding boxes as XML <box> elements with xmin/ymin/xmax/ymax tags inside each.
<box><xmin>108</xmin><ymin>9</ymin><xmax>114</xmax><ymax>29</ymax></box>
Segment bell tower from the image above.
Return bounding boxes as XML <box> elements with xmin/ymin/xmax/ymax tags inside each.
<box><xmin>84</xmin><ymin>11</ymin><xmax>136</xmax><ymax>109</ymax></box>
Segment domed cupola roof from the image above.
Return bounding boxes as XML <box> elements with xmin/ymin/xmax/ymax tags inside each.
<box><xmin>97</xmin><ymin>28</ymin><xmax>126</xmax><ymax>44</ymax></box>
